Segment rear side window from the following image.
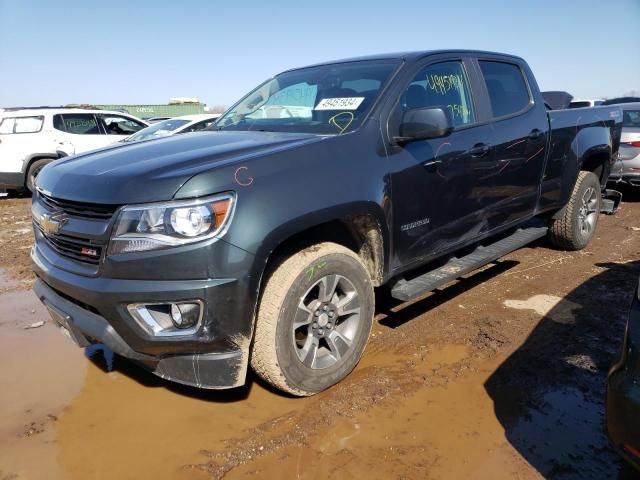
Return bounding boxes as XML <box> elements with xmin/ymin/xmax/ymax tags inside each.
<box><xmin>54</xmin><ymin>114</ymin><xmax>100</xmax><ymax>135</ymax></box>
<box><xmin>623</xmin><ymin>110</ymin><xmax>640</xmax><ymax>128</ymax></box>
<box><xmin>479</xmin><ymin>61</ymin><xmax>531</xmax><ymax>118</ymax></box>
<box><xmin>0</xmin><ymin>116</ymin><xmax>44</xmax><ymax>134</ymax></box>
<box><xmin>0</xmin><ymin>118</ymin><xmax>15</xmax><ymax>134</ymax></box>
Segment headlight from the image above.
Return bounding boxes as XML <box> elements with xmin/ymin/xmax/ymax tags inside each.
<box><xmin>108</xmin><ymin>193</ymin><xmax>235</xmax><ymax>255</ymax></box>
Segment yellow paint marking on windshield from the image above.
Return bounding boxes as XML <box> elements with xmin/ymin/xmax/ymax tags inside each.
<box><xmin>329</xmin><ymin>112</ymin><xmax>354</xmax><ymax>134</ymax></box>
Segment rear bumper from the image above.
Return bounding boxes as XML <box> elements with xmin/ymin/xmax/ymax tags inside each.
<box><xmin>34</xmin><ymin>278</ymin><xmax>247</xmax><ymax>389</ymax></box>
<box><xmin>608</xmin><ymin>172</ymin><xmax>640</xmax><ymax>187</ymax></box>
<box><xmin>609</xmin><ymin>150</ymin><xmax>640</xmax><ymax>186</ymax></box>
<box><xmin>607</xmin><ymin>288</ymin><xmax>640</xmax><ymax>470</ymax></box>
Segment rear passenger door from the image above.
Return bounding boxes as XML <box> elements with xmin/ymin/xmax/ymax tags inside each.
<box><xmin>53</xmin><ymin>113</ymin><xmax>112</xmax><ymax>154</ymax></box>
<box><xmin>474</xmin><ymin>58</ymin><xmax>548</xmax><ymax>228</ymax></box>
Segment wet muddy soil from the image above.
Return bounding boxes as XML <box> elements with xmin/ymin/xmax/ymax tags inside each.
<box><xmin>0</xmin><ymin>197</ymin><xmax>35</xmax><ymax>290</ymax></box>
<box><xmin>1</xmin><ymin>192</ymin><xmax>639</xmax><ymax>479</ymax></box>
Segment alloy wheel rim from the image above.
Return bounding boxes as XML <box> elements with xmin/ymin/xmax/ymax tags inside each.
<box><xmin>578</xmin><ymin>186</ymin><xmax>598</xmax><ymax>235</ymax></box>
<box><xmin>293</xmin><ymin>274</ymin><xmax>361</xmax><ymax>370</ymax></box>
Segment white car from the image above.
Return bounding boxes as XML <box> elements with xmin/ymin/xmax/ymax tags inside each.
<box><xmin>123</xmin><ymin>114</ymin><xmax>220</xmax><ymax>143</ymax></box>
<box><xmin>0</xmin><ymin>108</ymin><xmax>148</xmax><ymax>192</ymax></box>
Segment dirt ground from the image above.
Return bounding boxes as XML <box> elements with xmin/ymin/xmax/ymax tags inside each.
<box><xmin>1</xmin><ymin>190</ymin><xmax>639</xmax><ymax>480</ymax></box>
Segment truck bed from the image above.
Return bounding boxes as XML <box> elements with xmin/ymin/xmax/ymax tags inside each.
<box><xmin>539</xmin><ymin>106</ymin><xmax>623</xmax><ymax>212</ymax></box>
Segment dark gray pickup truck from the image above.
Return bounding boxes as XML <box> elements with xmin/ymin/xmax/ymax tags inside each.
<box><xmin>31</xmin><ymin>50</ymin><xmax>622</xmax><ymax>396</ymax></box>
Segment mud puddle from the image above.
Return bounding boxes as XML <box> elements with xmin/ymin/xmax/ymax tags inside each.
<box><xmin>222</xmin><ymin>345</ymin><xmax>530</xmax><ymax>480</ymax></box>
<box><xmin>53</xmin><ymin>351</ymin><xmax>305</xmax><ymax>480</ymax></box>
<box><xmin>0</xmin><ymin>289</ymin><xmax>86</xmax><ymax>480</ymax></box>
<box><xmin>203</xmin><ymin>342</ymin><xmax>624</xmax><ymax>480</ymax></box>
<box><xmin>507</xmin><ymin>387</ymin><xmax>617</xmax><ymax>478</ymax></box>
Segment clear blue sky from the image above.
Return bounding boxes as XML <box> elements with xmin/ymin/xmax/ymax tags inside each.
<box><xmin>1</xmin><ymin>0</ymin><xmax>638</xmax><ymax>108</ymax></box>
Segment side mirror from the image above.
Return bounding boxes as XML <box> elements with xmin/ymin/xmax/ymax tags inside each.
<box><xmin>395</xmin><ymin>107</ymin><xmax>454</xmax><ymax>144</ymax></box>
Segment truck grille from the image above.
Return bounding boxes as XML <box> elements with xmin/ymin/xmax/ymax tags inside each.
<box><xmin>35</xmin><ymin>192</ymin><xmax>117</xmax><ymax>265</ymax></box>
<box><xmin>34</xmin><ymin>222</ymin><xmax>105</xmax><ymax>265</ymax></box>
<box><xmin>38</xmin><ymin>191</ymin><xmax>118</xmax><ymax>220</ymax></box>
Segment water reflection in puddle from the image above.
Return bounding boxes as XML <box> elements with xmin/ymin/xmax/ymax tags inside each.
<box><xmin>507</xmin><ymin>388</ymin><xmax>620</xmax><ymax>479</ymax></box>
<box><xmin>85</xmin><ymin>344</ymin><xmax>115</xmax><ymax>371</ymax></box>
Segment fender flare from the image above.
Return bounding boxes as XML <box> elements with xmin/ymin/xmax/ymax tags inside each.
<box><xmin>254</xmin><ymin>201</ymin><xmax>390</xmax><ymax>281</ymax></box>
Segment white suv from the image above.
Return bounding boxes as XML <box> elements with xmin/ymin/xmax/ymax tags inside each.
<box><xmin>0</xmin><ymin>108</ymin><xmax>148</xmax><ymax>192</ymax></box>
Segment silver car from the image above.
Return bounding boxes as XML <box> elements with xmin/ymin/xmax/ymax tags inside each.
<box><xmin>610</xmin><ymin>102</ymin><xmax>640</xmax><ymax>187</ymax></box>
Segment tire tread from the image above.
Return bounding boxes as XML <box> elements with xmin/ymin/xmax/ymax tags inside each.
<box><xmin>548</xmin><ymin>171</ymin><xmax>600</xmax><ymax>251</ymax></box>
<box><xmin>251</xmin><ymin>242</ymin><xmax>370</xmax><ymax>396</ymax></box>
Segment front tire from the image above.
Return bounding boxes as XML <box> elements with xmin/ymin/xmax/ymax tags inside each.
<box><xmin>26</xmin><ymin>159</ymin><xmax>52</xmax><ymax>193</ymax></box>
<box><xmin>548</xmin><ymin>171</ymin><xmax>601</xmax><ymax>250</ymax></box>
<box><xmin>251</xmin><ymin>242</ymin><xmax>374</xmax><ymax>396</ymax></box>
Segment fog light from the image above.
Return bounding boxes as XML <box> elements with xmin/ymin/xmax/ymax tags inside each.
<box><xmin>127</xmin><ymin>300</ymin><xmax>203</xmax><ymax>336</ymax></box>
<box><xmin>170</xmin><ymin>302</ymin><xmax>200</xmax><ymax>329</ymax></box>
<box><xmin>171</xmin><ymin>303</ymin><xmax>183</xmax><ymax>324</ymax></box>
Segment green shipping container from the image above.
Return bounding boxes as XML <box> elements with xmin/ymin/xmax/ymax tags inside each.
<box><xmin>94</xmin><ymin>104</ymin><xmax>206</xmax><ymax>119</ymax></box>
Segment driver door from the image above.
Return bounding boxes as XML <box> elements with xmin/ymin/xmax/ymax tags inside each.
<box><xmin>388</xmin><ymin>59</ymin><xmax>498</xmax><ymax>270</ymax></box>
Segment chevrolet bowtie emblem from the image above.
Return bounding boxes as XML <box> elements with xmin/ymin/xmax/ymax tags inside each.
<box><xmin>40</xmin><ymin>212</ymin><xmax>67</xmax><ymax>235</ymax></box>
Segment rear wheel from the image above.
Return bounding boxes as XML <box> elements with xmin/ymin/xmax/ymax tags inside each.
<box><xmin>26</xmin><ymin>159</ymin><xmax>52</xmax><ymax>193</ymax></box>
<box><xmin>548</xmin><ymin>171</ymin><xmax>601</xmax><ymax>250</ymax></box>
<box><xmin>251</xmin><ymin>242</ymin><xmax>374</xmax><ymax>396</ymax></box>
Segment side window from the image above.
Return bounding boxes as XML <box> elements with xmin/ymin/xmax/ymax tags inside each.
<box><xmin>479</xmin><ymin>61</ymin><xmax>531</xmax><ymax>118</ymax></box>
<box><xmin>0</xmin><ymin>116</ymin><xmax>43</xmax><ymax>134</ymax></box>
<box><xmin>55</xmin><ymin>114</ymin><xmax>100</xmax><ymax>135</ymax></box>
<box><xmin>99</xmin><ymin>114</ymin><xmax>146</xmax><ymax>135</ymax></box>
<box><xmin>623</xmin><ymin>110</ymin><xmax>640</xmax><ymax>128</ymax></box>
<box><xmin>14</xmin><ymin>116</ymin><xmax>44</xmax><ymax>133</ymax></box>
<box><xmin>0</xmin><ymin>118</ymin><xmax>16</xmax><ymax>134</ymax></box>
<box><xmin>402</xmin><ymin>61</ymin><xmax>475</xmax><ymax>127</ymax></box>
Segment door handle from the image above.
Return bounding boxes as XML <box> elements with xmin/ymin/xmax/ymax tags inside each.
<box><xmin>466</xmin><ymin>143</ymin><xmax>490</xmax><ymax>158</ymax></box>
<box><xmin>422</xmin><ymin>159</ymin><xmax>443</xmax><ymax>168</ymax></box>
<box><xmin>528</xmin><ymin>129</ymin><xmax>543</xmax><ymax>140</ymax></box>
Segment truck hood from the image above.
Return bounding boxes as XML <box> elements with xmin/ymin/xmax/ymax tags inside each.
<box><xmin>36</xmin><ymin>131</ymin><xmax>323</xmax><ymax>204</ymax></box>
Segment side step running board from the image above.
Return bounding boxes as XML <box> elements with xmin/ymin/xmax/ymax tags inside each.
<box><xmin>390</xmin><ymin>226</ymin><xmax>548</xmax><ymax>301</ymax></box>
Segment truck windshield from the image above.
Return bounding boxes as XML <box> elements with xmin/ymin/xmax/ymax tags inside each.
<box><xmin>216</xmin><ymin>60</ymin><xmax>400</xmax><ymax>135</ymax></box>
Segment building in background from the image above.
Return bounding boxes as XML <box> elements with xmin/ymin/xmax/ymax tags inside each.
<box><xmin>94</xmin><ymin>98</ymin><xmax>206</xmax><ymax>119</ymax></box>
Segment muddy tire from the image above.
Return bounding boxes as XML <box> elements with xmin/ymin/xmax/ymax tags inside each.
<box><xmin>251</xmin><ymin>242</ymin><xmax>374</xmax><ymax>396</ymax></box>
<box><xmin>26</xmin><ymin>159</ymin><xmax>52</xmax><ymax>193</ymax></box>
<box><xmin>548</xmin><ymin>171</ymin><xmax>601</xmax><ymax>250</ymax></box>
